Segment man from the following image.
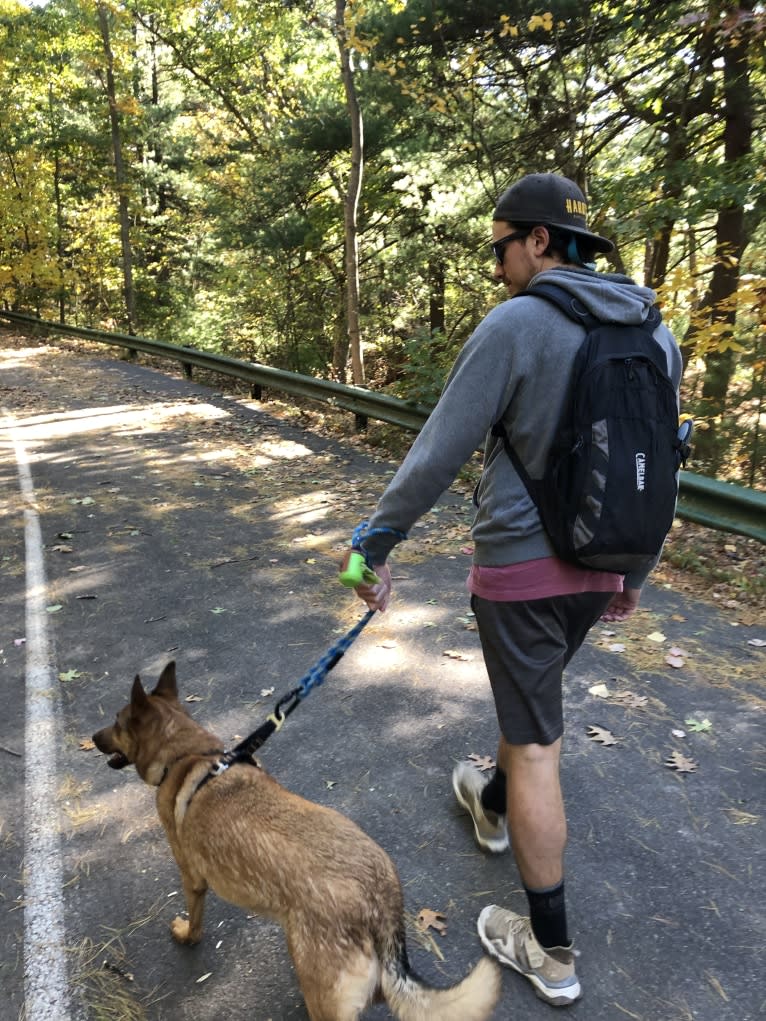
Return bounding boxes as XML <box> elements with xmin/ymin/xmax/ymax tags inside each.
<box><xmin>349</xmin><ymin>173</ymin><xmax>682</xmax><ymax>1005</ymax></box>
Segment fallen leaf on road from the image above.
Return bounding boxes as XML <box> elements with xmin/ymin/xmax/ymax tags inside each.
<box><xmin>185</xmin><ymin>694</ymin><xmax>203</xmax><ymax>702</ymax></box>
<box><xmin>59</xmin><ymin>669</ymin><xmax>82</xmax><ymax>682</ymax></box>
<box><xmin>467</xmin><ymin>753</ymin><xmax>495</xmax><ymax>772</ymax></box>
<box><xmin>588</xmin><ymin>682</ymin><xmax>611</xmax><ymax>699</ymax></box>
<box><xmin>79</xmin><ymin>739</ymin><xmax>95</xmax><ymax>750</ymax></box>
<box><xmin>665</xmin><ymin>653</ymin><xmax>686</xmax><ymax>668</ymax></box>
<box><xmin>417</xmin><ymin>909</ymin><xmax>447</xmax><ymax>936</ymax></box>
<box><xmin>587</xmin><ymin>725</ymin><xmax>618</xmax><ymax>746</ymax></box>
<box><xmin>443</xmin><ymin>649</ymin><xmax>473</xmax><ymax>661</ymax></box>
<box><xmin>747</xmin><ymin>638</ymin><xmax>766</xmax><ymax>647</ymax></box>
<box><xmin>671</xmin><ymin>729</ymin><xmax>686</xmax><ymax>738</ymax></box>
<box><xmin>613</xmin><ymin>692</ymin><xmax>648</xmax><ymax>708</ymax></box>
<box><xmin>665</xmin><ymin>750</ymin><xmax>698</xmax><ymax>773</ymax></box>
<box><xmin>608</xmin><ymin>643</ymin><xmax>626</xmax><ymax>653</ymax></box>
<box><xmin>647</xmin><ymin>631</ymin><xmax>666</xmax><ymax>643</ymax></box>
<box><xmin>685</xmin><ymin>718</ymin><xmax>712</xmax><ymax>733</ymax></box>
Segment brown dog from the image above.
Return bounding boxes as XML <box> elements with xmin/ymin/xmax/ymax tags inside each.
<box><xmin>92</xmin><ymin>663</ymin><xmax>500</xmax><ymax>1021</ymax></box>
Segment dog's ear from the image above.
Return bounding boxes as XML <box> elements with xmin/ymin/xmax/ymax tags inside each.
<box><xmin>152</xmin><ymin>661</ymin><xmax>178</xmax><ymax>700</ymax></box>
<box><xmin>131</xmin><ymin>675</ymin><xmax>150</xmax><ymax>711</ymax></box>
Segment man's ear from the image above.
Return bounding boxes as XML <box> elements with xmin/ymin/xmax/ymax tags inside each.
<box><xmin>530</xmin><ymin>225</ymin><xmax>550</xmax><ymax>252</ymax></box>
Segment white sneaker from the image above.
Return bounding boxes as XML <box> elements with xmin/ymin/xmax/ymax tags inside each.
<box><xmin>478</xmin><ymin>905</ymin><xmax>581</xmax><ymax>1006</ymax></box>
<box><xmin>452</xmin><ymin>761</ymin><xmax>509</xmax><ymax>853</ymax></box>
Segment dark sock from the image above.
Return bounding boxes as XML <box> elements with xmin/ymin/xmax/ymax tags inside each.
<box><xmin>525</xmin><ymin>880</ymin><xmax>569</xmax><ymax>949</ymax></box>
<box><xmin>480</xmin><ymin>767</ymin><xmax>507</xmax><ymax>815</ymax></box>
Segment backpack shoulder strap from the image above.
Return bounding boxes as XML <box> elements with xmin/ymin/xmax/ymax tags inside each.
<box><xmin>518</xmin><ymin>282</ymin><xmax>664</xmax><ymax>336</ymax></box>
<box><xmin>516</xmin><ymin>282</ymin><xmax>599</xmax><ymax>331</ymax></box>
<box><xmin>493</xmin><ymin>282</ymin><xmax>591</xmax><ymax>494</ymax></box>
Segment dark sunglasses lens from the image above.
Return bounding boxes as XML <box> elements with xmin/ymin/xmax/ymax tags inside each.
<box><xmin>492</xmin><ymin>231</ymin><xmax>526</xmax><ymax>264</ymax></box>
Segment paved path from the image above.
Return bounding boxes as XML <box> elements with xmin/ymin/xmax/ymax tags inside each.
<box><xmin>1</xmin><ymin>331</ymin><xmax>764</xmax><ymax>1021</ymax></box>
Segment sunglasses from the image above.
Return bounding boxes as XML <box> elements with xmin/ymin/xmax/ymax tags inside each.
<box><xmin>491</xmin><ymin>229</ymin><xmax>531</xmax><ymax>264</ymax></box>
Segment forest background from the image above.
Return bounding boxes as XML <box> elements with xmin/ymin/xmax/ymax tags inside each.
<box><xmin>1</xmin><ymin>0</ymin><xmax>765</xmax><ymax>486</ymax></box>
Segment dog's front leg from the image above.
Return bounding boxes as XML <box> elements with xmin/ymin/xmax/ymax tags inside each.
<box><xmin>171</xmin><ymin>873</ymin><xmax>208</xmax><ymax>944</ymax></box>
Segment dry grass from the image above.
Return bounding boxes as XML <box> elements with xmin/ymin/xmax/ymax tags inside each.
<box><xmin>68</xmin><ymin>898</ymin><xmax>170</xmax><ymax>1021</ymax></box>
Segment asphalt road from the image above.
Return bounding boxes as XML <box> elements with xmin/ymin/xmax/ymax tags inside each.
<box><xmin>1</xmin><ymin>331</ymin><xmax>764</xmax><ymax>1021</ymax></box>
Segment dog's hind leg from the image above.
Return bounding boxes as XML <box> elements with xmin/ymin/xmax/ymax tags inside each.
<box><xmin>171</xmin><ymin>872</ymin><xmax>208</xmax><ymax>944</ymax></box>
<box><xmin>291</xmin><ymin>935</ymin><xmax>378</xmax><ymax>1021</ymax></box>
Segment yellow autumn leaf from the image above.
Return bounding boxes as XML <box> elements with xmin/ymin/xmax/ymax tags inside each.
<box><xmin>529</xmin><ymin>11</ymin><xmax>554</xmax><ymax>31</ymax></box>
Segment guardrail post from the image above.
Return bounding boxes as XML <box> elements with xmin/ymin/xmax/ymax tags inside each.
<box><xmin>181</xmin><ymin>345</ymin><xmax>194</xmax><ymax>379</ymax></box>
<box><xmin>355</xmin><ymin>412</ymin><xmax>368</xmax><ymax>432</ymax></box>
<box><xmin>251</xmin><ymin>383</ymin><xmax>262</xmax><ymax>400</ymax></box>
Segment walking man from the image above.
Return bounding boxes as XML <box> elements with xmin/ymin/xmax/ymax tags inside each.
<box><xmin>348</xmin><ymin>173</ymin><xmax>682</xmax><ymax>1005</ymax></box>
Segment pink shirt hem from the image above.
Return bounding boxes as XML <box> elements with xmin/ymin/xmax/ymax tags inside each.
<box><xmin>467</xmin><ymin>557</ymin><xmax>623</xmax><ymax>602</ymax></box>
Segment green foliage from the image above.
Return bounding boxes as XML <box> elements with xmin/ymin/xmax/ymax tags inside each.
<box><xmin>384</xmin><ymin>326</ymin><xmax>458</xmax><ymax>405</ymax></box>
<box><xmin>0</xmin><ymin>0</ymin><xmax>764</xmax><ymax>483</ymax></box>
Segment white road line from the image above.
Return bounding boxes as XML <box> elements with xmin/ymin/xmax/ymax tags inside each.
<box><xmin>4</xmin><ymin>418</ymin><xmax>73</xmax><ymax>1020</ymax></box>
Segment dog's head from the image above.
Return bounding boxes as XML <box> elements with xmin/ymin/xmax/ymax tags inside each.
<box><xmin>92</xmin><ymin>661</ymin><xmax>185</xmax><ymax>784</ymax></box>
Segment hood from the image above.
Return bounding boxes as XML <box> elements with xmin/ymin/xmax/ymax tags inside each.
<box><xmin>529</xmin><ymin>266</ymin><xmax>658</xmax><ymax>326</ymax></box>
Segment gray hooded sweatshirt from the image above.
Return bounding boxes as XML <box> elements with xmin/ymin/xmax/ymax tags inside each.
<box><xmin>361</xmin><ymin>265</ymin><xmax>683</xmax><ymax>589</ymax></box>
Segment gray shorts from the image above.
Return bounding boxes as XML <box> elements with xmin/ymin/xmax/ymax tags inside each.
<box><xmin>472</xmin><ymin>592</ymin><xmax>613</xmax><ymax>746</ymax></box>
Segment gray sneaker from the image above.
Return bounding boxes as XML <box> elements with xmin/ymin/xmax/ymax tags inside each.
<box><xmin>477</xmin><ymin>905</ymin><xmax>581</xmax><ymax>1006</ymax></box>
<box><xmin>451</xmin><ymin>761</ymin><xmax>510</xmax><ymax>853</ymax></box>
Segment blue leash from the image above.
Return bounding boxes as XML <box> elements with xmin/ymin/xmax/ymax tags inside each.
<box><xmin>212</xmin><ymin>609</ymin><xmax>377</xmax><ymax>768</ymax></box>
<box><xmin>208</xmin><ymin>524</ymin><xmax>404</xmax><ymax>770</ymax></box>
<box><xmin>294</xmin><ymin>608</ymin><xmax>377</xmax><ymax>700</ymax></box>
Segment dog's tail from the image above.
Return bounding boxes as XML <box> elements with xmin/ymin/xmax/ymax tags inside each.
<box><xmin>381</xmin><ymin>931</ymin><xmax>501</xmax><ymax>1021</ymax></box>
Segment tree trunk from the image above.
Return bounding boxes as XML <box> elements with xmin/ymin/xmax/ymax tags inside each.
<box><xmin>335</xmin><ymin>0</ymin><xmax>365</xmax><ymax>385</ymax></box>
<box><xmin>97</xmin><ymin>2</ymin><xmax>136</xmax><ymax>335</ymax></box>
<box><xmin>429</xmin><ymin>226</ymin><xmax>446</xmax><ymax>336</ymax></box>
<box><xmin>48</xmin><ymin>83</ymin><xmax>66</xmax><ymax>325</ymax></box>
<box><xmin>692</xmin><ymin>2</ymin><xmax>754</xmax><ymax>469</ymax></box>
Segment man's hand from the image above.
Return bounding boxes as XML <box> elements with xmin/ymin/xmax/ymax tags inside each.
<box><xmin>355</xmin><ymin>562</ymin><xmax>392</xmax><ymax>612</ymax></box>
<box><xmin>601</xmin><ymin>587</ymin><xmax>641</xmax><ymax>622</ymax></box>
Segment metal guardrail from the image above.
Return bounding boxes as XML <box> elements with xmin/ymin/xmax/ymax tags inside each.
<box><xmin>0</xmin><ymin>310</ymin><xmax>431</xmax><ymax>433</ymax></box>
<box><xmin>2</xmin><ymin>309</ymin><xmax>764</xmax><ymax>544</ymax></box>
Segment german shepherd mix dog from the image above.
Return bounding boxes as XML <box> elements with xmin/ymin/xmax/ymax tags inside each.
<box><xmin>93</xmin><ymin>663</ymin><xmax>500</xmax><ymax>1021</ymax></box>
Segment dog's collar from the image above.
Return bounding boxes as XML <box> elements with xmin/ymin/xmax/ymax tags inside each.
<box><xmin>158</xmin><ymin>748</ymin><xmax>225</xmax><ymax>787</ymax></box>
<box><xmin>194</xmin><ymin>749</ymin><xmax>261</xmax><ymax>793</ymax></box>
<box><xmin>170</xmin><ymin>750</ymin><xmax>261</xmax><ymax>826</ymax></box>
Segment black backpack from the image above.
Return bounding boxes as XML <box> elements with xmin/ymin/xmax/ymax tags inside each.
<box><xmin>493</xmin><ymin>282</ymin><xmax>688</xmax><ymax>574</ymax></box>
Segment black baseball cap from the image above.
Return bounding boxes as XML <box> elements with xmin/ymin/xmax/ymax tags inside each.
<box><xmin>493</xmin><ymin>173</ymin><xmax>614</xmax><ymax>254</ymax></box>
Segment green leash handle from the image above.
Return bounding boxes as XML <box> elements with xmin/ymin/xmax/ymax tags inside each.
<box><xmin>339</xmin><ymin>550</ymin><xmax>380</xmax><ymax>588</ymax></box>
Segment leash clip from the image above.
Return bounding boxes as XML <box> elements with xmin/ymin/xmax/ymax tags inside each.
<box><xmin>208</xmin><ymin>755</ymin><xmax>233</xmax><ymax>777</ymax></box>
<box><xmin>267</xmin><ymin>709</ymin><xmax>286</xmax><ymax>732</ymax></box>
